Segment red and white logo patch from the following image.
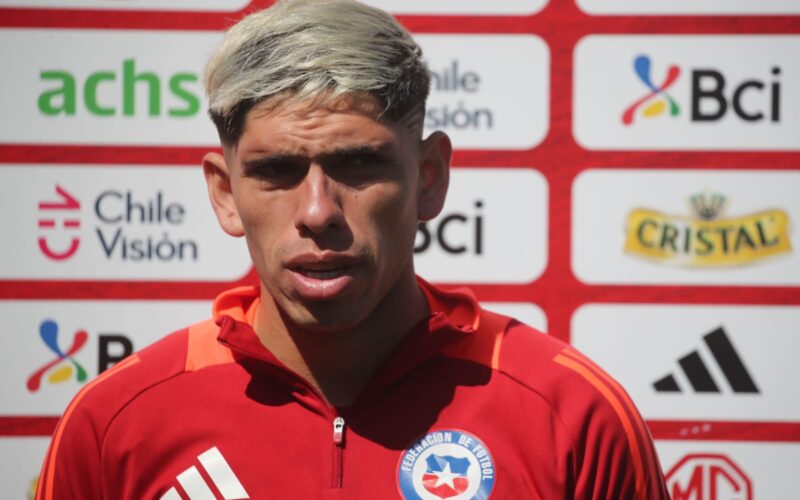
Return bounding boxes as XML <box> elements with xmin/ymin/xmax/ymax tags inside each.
<box><xmin>665</xmin><ymin>453</ymin><xmax>752</xmax><ymax>500</ymax></box>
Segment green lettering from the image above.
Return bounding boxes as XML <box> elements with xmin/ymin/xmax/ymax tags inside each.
<box><xmin>695</xmin><ymin>227</ymin><xmax>714</xmax><ymax>256</ymax></box>
<box><xmin>734</xmin><ymin>226</ymin><xmax>757</xmax><ymax>252</ymax></box>
<box><xmin>84</xmin><ymin>71</ymin><xmax>116</xmax><ymax>116</ymax></box>
<box><xmin>38</xmin><ymin>71</ymin><xmax>76</xmax><ymax>115</ymax></box>
<box><xmin>660</xmin><ymin>223</ymin><xmax>679</xmax><ymax>252</ymax></box>
<box><xmin>757</xmin><ymin>217</ymin><xmax>779</xmax><ymax>247</ymax></box>
<box><xmin>168</xmin><ymin>73</ymin><xmax>200</xmax><ymax>117</ymax></box>
<box><xmin>684</xmin><ymin>226</ymin><xmax>692</xmax><ymax>253</ymax></box>
<box><xmin>123</xmin><ymin>58</ymin><xmax>160</xmax><ymax>116</ymax></box>
<box><xmin>637</xmin><ymin>219</ymin><xmax>657</xmax><ymax>248</ymax></box>
<box><xmin>715</xmin><ymin>226</ymin><xmax>733</xmax><ymax>253</ymax></box>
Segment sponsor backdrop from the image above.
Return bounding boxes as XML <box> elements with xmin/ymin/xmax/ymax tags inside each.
<box><xmin>1</xmin><ymin>0</ymin><xmax>797</xmax><ymax>498</ymax></box>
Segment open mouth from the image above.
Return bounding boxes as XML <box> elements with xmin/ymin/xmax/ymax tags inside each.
<box><xmin>295</xmin><ymin>266</ymin><xmax>350</xmax><ymax>280</ymax></box>
<box><xmin>286</xmin><ymin>256</ymin><xmax>358</xmax><ymax>299</ymax></box>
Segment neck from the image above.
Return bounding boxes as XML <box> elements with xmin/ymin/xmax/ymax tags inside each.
<box><xmin>253</xmin><ymin>266</ymin><xmax>429</xmax><ymax>407</ymax></box>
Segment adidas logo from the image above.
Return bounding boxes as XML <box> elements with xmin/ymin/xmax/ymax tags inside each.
<box><xmin>653</xmin><ymin>326</ymin><xmax>759</xmax><ymax>394</ymax></box>
<box><xmin>160</xmin><ymin>446</ymin><xmax>249</xmax><ymax>500</ymax></box>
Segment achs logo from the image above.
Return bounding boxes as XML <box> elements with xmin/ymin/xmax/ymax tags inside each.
<box><xmin>26</xmin><ymin>319</ymin><xmax>134</xmax><ymax>393</ymax></box>
<box><xmin>26</xmin><ymin>320</ymin><xmax>88</xmax><ymax>392</ymax></box>
<box><xmin>622</xmin><ymin>55</ymin><xmax>681</xmax><ymax>125</ymax></box>
<box><xmin>624</xmin><ymin>191</ymin><xmax>791</xmax><ymax>267</ymax></box>
<box><xmin>38</xmin><ymin>185</ymin><xmax>81</xmax><ymax>261</ymax></box>
<box><xmin>666</xmin><ymin>454</ymin><xmax>752</xmax><ymax>500</ymax></box>
<box><xmin>38</xmin><ymin>59</ymin><xmax>200</xmax><ymax>118</ymax></box>
<box><xmin>653</xmin><ymin>327</ymin><xmax>759</xmax><ymax>394</ymax></box>
<box><xmin>397</xmin><ymin>430</ymin><xmax>495</xmax><ymax>500</ymax></box>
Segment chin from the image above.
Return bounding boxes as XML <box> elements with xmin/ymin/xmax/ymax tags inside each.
<box><xmin>283</xmin><ymin>301</ymin><xmax>365</xmax><ymax>334</ymax></box>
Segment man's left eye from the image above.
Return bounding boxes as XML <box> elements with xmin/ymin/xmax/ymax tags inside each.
<box><xmin>244</xmin><ymin>159</ymin><xmax>308</xmax><ymax>188</ymax></box>
<box><xmin>331</xmin><ymin>155</ymin><xmax>394</xmax><ymax>183</ymax></box>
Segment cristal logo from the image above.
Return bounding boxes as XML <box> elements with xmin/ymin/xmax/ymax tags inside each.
<box><xmin>26</xmin><ymin>319</ymin><xmax>134</xmax><ymax>393</ymax></box>
<box><xmin>26</xmin><ymin>320</ymin><xmax>88</xmax><ymax>392</ymax></box>
<box><xmin>621</xmin><ymin>54</ymin><xmax>782</xmax><ymax>125</ymax></box>
<box><xmin>665</xmin><ymin>454</ymin><xmax>752</xmax><ymax>500</ymax></box>
<box><xmin>622</xmin><ymin>55</ymin><xmax>681</xmax><ymax>125</ymax></box>
<box><xmin>624</xmin><ymin>191</ymin><xmax>791</xmax><ymax>267</ymax></box>
<box><xmin>38</xmin><ymin>185</ymin><xmax>81</xmax><ymax>261</ymax></box>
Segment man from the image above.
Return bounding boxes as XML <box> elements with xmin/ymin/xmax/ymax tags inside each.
<box><xmin>36</xmin><ymin>0</ymin><xmax>669</xmax><ymax>498</ymax></box>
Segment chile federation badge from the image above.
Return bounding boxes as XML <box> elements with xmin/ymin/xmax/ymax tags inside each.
<box><xmin>397</xmin><ymin>429</ymin><xmax>495</xmax><ymax>500</ymax></box>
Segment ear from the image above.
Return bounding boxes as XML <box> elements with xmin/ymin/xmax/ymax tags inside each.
<box><xmin>417</xmin><ymin>131</ymin><xmax>452</xmax><ymax>221</ymax></box>
<box><xmin>202</xmin><ymin>151</ymin><xmax>245</xmax><ymax>237</ymax></box>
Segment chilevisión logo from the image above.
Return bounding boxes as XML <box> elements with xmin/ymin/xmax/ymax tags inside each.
<box><xmin>38</xmin><ymin>185</ymin><xmax>81</xmax><ymax>261</ymax></box>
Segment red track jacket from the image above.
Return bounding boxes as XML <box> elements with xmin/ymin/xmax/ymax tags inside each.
<box><xmin>36</xmin><ymin>279</ymin><xmax>669</xmax><ymax>499</ymax></box>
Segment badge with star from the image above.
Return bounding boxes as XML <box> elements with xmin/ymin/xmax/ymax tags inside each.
<box><xmin>396</xmin><ymin>429</ymin><xmax>495</xmax><ymax>499</ymax></box>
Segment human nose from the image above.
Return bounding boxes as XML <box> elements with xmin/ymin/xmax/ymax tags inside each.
<box><xmin>294</xmin><ymin>165</ymin><xmax>345</xmax><ymax>234</ymax></box>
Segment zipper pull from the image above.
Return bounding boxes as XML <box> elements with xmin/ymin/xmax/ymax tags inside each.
<box><xmin>333</xmin><ymin>416</ymin><xmax>345</xmax><ymax>445</ymax></box>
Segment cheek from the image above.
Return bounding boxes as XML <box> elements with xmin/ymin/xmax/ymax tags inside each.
<box><xmin>234</xmin><ymin>192</ymin><xmax>290</xmax><ymax>263</ymax></box>
<box><xmin>359</xmin><ymin>184</ymin><xmax>418</xmax><ymax>248</ymax></box>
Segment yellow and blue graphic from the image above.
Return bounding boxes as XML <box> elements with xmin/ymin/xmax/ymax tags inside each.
<box><xmin>622</xmin><ymin>55</ymin><xmax>681</xmax><ymax>125</ymax></box>
<box><xmin>26</xmin><ymin>320</ymin><xmax>88</xmax><ymax>392</ymax></box>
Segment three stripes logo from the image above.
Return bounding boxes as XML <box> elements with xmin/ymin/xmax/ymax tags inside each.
<box><xmin>653</xmin><ymin>326</ymin><xmax>759</xmax><ymax>394</ymax></box>
<box><xmin>160</xmin><ymin>446</ymin><xmax>249</xmax><ymax>500</ymax></box>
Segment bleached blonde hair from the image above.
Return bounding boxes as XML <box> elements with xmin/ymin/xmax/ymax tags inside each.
<box><xmin>204</xmin><ymin>0</ymin><xmax>430</xmax><ymax>145</ymax></box>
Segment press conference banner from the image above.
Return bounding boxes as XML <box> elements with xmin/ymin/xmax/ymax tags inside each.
<box><xmin>1</xmin><ymin>1</ymin><xmax>798</xmax><ymax>498</ymax></box>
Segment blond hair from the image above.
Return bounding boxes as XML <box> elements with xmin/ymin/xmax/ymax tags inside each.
<box><xmin>204</xmin><ymin>0</ymin><xmax>430</xmax><ymax>145</ymax></box>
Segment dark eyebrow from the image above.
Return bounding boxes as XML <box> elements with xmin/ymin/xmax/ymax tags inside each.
<box><xmin>240</xmin><ymin>143</ymin><xmax>398</xmax><ymax>178</ymax></box>
<box><xmin>241</xmin><ymin>154</ymin><xmax>308</xmax><ymax>177</ymax></box>
<box><xmin>317</xmin><ymin>144</ymin><xmax>397</xmax><ymax>163</ymax></box>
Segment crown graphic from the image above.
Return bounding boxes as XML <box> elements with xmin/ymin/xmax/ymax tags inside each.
<box><xmin>689</xmin><ymin>192</ymin><xmax>726</xmax><ymax>220</ymax></box>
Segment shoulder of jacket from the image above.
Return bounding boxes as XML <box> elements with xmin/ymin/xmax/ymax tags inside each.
<box><xmin>447</xmin><ymin>310</ymin><xmax>638</xmax><ymax>427</ymax></box>
<box><xmin>61</xmin><ymin>317</ymin><xmax>235</xmax><ymax>432</ymax></box>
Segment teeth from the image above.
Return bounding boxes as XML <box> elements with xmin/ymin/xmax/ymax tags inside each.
<box><xmin>299</xmin><ymin>267</ymin><xmax>347</xmax><ymax>279</ymax></box>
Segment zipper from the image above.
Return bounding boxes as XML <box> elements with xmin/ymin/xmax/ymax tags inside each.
<box><xmin>331</xmin><ymin>416</ymin><xmax>346</xmax><ymax>488</ymax></box>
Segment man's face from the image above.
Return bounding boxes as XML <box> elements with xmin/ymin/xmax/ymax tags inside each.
<box><xmin>204</xmin><ymin>95</ymin><xmax>449</xmax><ymax>332</ymax></box>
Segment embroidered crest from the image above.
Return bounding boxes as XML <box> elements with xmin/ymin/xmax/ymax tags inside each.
<box><xmin>397</xmin><ymin>429</ymin><xmax>495</xmax><ymax>499</ymax></box>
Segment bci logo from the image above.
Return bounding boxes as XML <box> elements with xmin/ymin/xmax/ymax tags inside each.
<box><xmin>665</xmin><ymin>454</ymin><xmax>752</xmax><ymax>500</ymax></box>
<box><xmin>27</xmin><ymin>319</ymin><xmax>133</xmax><ymax>393</ymax></box>
<box><xmin>415</xmin><ymin>200</ymin><xmax>484</xmax><ymax>255</ymax></box>
<box><xmin>38</xmin><ymin>58</ymin><xmax>200</xmax><ymax>118</ymax></box>
<box><xmin>623</xmin><ymin>54</ymin><xmax>781</xmax><ymax>125</ymax></box>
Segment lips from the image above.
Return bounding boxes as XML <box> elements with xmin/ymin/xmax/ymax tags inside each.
<box><xmin>285</xmin><ymin>253</ymin><xmax>360</xmax><ymax>300</ymax></box>
<box><xmin>295</xmin><ymin>266</ymin><xmax>349</xmax><ymax>280</ymax></box>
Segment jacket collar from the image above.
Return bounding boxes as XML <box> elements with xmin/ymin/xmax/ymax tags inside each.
<box><xmin>212</xmin><ymin>277</ymin><xmax>483</xmax><ymax>409</ymax></box>
<box><xmin>211</xmin><ymin>277</ymin><xmax>481</xmax><ymax>333</ymax></box>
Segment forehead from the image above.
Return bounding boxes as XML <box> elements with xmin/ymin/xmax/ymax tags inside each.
<box><xmin>231</xmin><ymin>94</ymin><xmax>421</xmax><ymax>160</ymax></box>
<box><xmin>236</xmin><ymin>95</ymin><xmax>391</xmax><ymax>153</ymax></box>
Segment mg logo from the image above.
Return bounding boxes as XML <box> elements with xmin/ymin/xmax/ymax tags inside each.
<box><xmin>666</xmin><ymin>454</ymin><xmax>752</xmax><ymax>500</ymax></box>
